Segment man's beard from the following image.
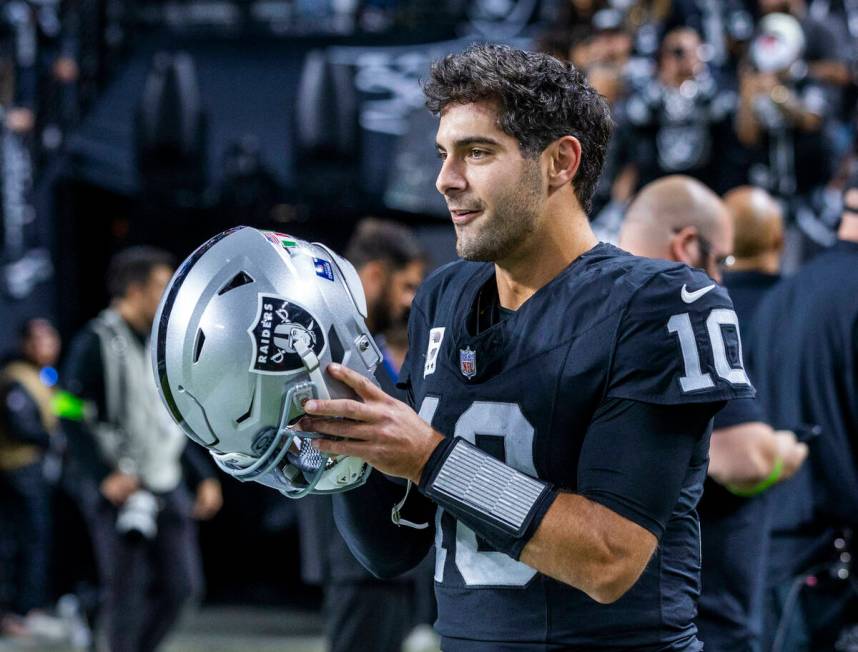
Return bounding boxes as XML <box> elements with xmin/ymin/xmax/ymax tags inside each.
<box><xmin>370</xmin><ymin>292</ymin><xmax>408</xmax><ymax>335</ymax></box>
<box><xmin>368</xmin><ymin>300</ymin><xmax>390</xmax><ymax>335</ymax></box>
<box><xmin>455</xmin><ymin>160</ymin><xmax>543</xmax><ymax>262</ymax></box>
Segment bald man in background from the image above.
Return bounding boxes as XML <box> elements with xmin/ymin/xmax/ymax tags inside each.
<box><xmin>619</xmin><ymin>176</ymin><xmax>806</xmax><ymax>652</ymax></box>
<box><xmin>722</xmin><ymin>187</ymin><xmax>785</xmax><ymax>326</ymax></box>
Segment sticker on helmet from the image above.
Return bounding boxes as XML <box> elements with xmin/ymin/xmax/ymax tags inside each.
<box><xmin>247</xmin><ymin>294</ymin><xmax>325</xmax><ymax>375</ymax></box>
<box><xmin>313</xmin><ymin>258</ymin><xmax>335</xmax><ymax>282</ymax></box>
<box><xmin>263</xmin><ymin>231</ymin><xmax>299</xmax><ymax>250</ymax></box>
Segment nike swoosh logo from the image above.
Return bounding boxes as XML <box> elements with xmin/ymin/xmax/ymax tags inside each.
<box><xmin>681</xmin><ymin>283</ymin><xmax>716</xmax><ymax>303</ymax></box>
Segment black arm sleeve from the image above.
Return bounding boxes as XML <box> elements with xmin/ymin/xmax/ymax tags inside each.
<box><xmin>1</xmin><ymin>383</ymin><xmax>51</xmax><ymax>448</ymax></box>
<box><xmin>332</xmin><ymin>471</ymin><xmax>436</xmax><ymax>579</ymax></box>
<box><xmin>61</xmin><ymin>328</ymin><xmax>112</xmax><ymax>483</ymax></box>
<box><xmin>578</xmin><ymin>397</ymin><xmax>722</xmax><ymax>539</ymax></box>
<box><xmin>181</xmin><ymin>444</ymin><xmax>218</xmax><ymax>487</ymax></box>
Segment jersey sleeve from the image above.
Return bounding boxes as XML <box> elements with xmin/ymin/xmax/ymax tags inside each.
<box><xmin>607</xmin><ymin>265</ymin><xmax>755</xmax><ymax>405</ymax></box>
<box><xmin>578</xmin><ymin>397</ymin><xmax>717</xmax><ymax>539</ymax></box>
<box><xmin>332</xmin><ymin>471</ymin><xmax>436</xmax><ymax>579</ymax></box>
<box><xmin>713</xmin><ymin>396</ymin><xmax>766</xmax><ymax>429</ymax></box>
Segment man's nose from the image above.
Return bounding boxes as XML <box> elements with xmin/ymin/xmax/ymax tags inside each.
<box><xmin>436</xmin><ymin>157</ymin><xmax>466</xmax><ymax>197</ymax></box>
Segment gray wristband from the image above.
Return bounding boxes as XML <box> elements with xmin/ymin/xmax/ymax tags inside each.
<box><xmin>419</xmin><ymin>437</ymin><xmax>557</xmax><ymax>558</ymax></box>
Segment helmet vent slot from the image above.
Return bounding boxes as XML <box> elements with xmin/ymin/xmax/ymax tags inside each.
<box><xmin>235</xmin><ymin>387</ymin><xmax>256</xmax><ymax>424</ymax></box>
<box><xmin>328</xmin><ymin>324</ymin><xmax>345</xmax><ymax>364</ymax></box>
<box><xmin>193</xmin><ymin>329</ymin><xmax>206</xmax><ymax>363</ymax></box>
<box><xmin>217</xmin><ymin>271</ymin><xmax>254</xmax><ymax>295</ymax></box>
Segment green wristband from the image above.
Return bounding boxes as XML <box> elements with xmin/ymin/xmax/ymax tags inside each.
<box><xmin>52</xmin><ymin>390</ymin><xmax>86</xmax><ymax>421</ymax></box>
<box><xmin>727</xmin><ymin>457</ymin><xmax>784</xmax><ymax>497</ymax></box>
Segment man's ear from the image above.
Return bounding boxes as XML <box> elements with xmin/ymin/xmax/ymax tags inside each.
<box><xmin>545</xmin><ymin>135</ymin><xmax>582</xmax><ymax>191</ymax></box>
<box><xmin>772</xmin><ymin>230</ymin><xmax>785</xmax><ymax>253</ymax></box>
<box><xmin>358</xmin><ymin>260</ymin><xmax>386</xmax><ymax>300</ymax></box>
<box><xmin>669</xmin><ymin>226</ymin><xmax>699</xmax><ymax>268</ymax></box>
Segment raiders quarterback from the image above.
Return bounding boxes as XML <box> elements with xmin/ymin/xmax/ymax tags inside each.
<box><xmin>292</xmin><ymin>44</ymin><xmax>754</xmax><ymax>651</ymax></box>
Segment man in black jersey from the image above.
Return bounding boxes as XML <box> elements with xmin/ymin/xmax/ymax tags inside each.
<box><xmin>296</xmin><ymin>44</ymin><xmax>753</xmax><ymax>651</ymax></box>
<box><xmin>751</xmin><ymin>172</ymin><xmax>858</xmax><ymax>651</ymax></box>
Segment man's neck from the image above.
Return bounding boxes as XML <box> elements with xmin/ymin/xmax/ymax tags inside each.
<box><xmin>494</xmin><ymin>211</ymin><xmax>597</xmax><ymax>310</ymax></box>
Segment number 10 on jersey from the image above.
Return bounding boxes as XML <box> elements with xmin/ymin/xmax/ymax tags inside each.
<box><xmin>668</xmin><ymin>308</ymin><xmax>750</xmax><ymax>393</ymax></box>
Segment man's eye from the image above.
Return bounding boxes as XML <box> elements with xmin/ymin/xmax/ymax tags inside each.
<box><xmin>436</xmin><ymin>151</ymin><xmax>447</xmax><ymax>160</ymax></box>
<box><xmin>469</xmin><ymin>149</ymin><xmax>486</xmax><ymax>159</ymax></box>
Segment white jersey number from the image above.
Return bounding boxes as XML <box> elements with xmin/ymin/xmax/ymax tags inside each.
<box><xmin>668</xmin><ymin>308</ymin><xmax>750</xmax><ymax>393</ymax></box>
<box><xmin>417</xmin><ymin>398</ymin><xmax>538</xmax><ymax>588</ymax></box>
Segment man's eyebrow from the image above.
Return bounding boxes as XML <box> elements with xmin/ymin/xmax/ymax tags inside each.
<box><xmin>435</xmin><ymin>136</ymin><xmax>504</xmax><ymax>150</ymax></box>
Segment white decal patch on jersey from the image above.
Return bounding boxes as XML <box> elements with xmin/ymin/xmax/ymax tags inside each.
<box><xmin>424</xmin><ymin>327</ymin><xmax>446</xmax><ymax>377</ymax></box>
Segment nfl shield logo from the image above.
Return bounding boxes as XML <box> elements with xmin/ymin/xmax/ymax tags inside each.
<box><xmin>459</xmin><ymin>347</ymin><xmax>477</xmax><ymax>379</ymax></box>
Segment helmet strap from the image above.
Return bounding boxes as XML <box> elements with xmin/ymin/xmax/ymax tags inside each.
<box><xmin>391</xmin><ymin>480</ymin><xmax>429</xmax><ymax>530</ymax></box>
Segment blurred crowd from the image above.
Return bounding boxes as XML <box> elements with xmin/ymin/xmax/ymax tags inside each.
<box><xmin>539</xmin><ymin>0</ymin><xmax>858</xmax><ymax>252</ymax></box>
<box><xmin>3</xmin><ymin>0</ymin><xmax>857</xmax><ymax>221</ymax></box>
<box><xmin>0</xmin><ymin>0</ymin><xmax>110</xmax><ymax>176</ymax></box>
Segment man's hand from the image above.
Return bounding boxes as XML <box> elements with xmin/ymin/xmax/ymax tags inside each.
<box><xmin>296</xmin><ymin>363</ymin><xmax>445</xmax><ymax>484</ymax></box>
<box><xmin>100</xmin><ymin>472</ymin><xmax>139</xmax><ymax>506</ymax></box>
<box><xmin>773</xmin><ymin>430</ymin><xmax>808</xmax><ymax>481</ymax></box>
<box><xmin>193</xmin><ymin>478</ymin><xmax>223</xmax><ymax>520</ymax></box>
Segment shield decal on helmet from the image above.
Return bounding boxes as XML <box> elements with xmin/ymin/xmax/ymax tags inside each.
<box><xmin>459</xmin><ymin>347</ymin><xmax>477</xmax><ymax>379</ymax></box>
<box><xmin>247</xmin><ymin>294</ymin><xmax>325</xmax><ymax>375</ymax></box>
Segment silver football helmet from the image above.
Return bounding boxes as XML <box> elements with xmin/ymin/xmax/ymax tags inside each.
<box><xmin>151</xmin><ymin>226</ymin><xmax>383</xmax><ymax>498</ymax></box>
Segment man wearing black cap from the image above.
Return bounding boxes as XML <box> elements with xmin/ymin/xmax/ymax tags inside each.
<box><xmin>749</xmin><ymin>171</ymin><xmax>858</xmax><ymax>650</ymax></box>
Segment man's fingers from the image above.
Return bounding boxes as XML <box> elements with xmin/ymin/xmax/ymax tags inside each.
<box><xmin>303</xmin><ymin>398</ymin><xmax>373</xmax><ymax>421</ymax></box>
<box><xmin>312</xmin><ymin>436</ymin><xmax>371</xmax><ymax>459</ymax></box>
<box><xmin>296</xmin><ymin>416</ymin><xmax>376</xmax><ymax>440</ymax></box>
<box><xmin>326</xmin><ymin>363</ymin><xmax>386</xmax><ymax>401</ymax></box>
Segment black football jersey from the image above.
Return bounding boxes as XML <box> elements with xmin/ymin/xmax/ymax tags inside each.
<box><xmin>398</xmin><ymin>243</ymin><xmax>754</xmax><ymax>651</ymax></box>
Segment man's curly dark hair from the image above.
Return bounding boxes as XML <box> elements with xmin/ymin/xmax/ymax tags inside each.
<box><xmin>424</xmin><ymin>43</ymin><xmax>612</xmax><ymax>215</ymax></box>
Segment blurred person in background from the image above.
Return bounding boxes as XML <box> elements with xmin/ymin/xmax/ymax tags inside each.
<box><xmin>60</xmin><ymin>246</ymin><xmax>222</xmax><ymax>652</ymax></box>
<box><xmin>736</xmin><ymin>11</ymin><xmax>836</xmax><ymax>239</ymax></box>
<box><xmin>624</xmin><ymin>0</ymin><xmax>675</xmax><ymax>59</ymax></box>
<box><xmin>586</xmin><ymin>59</ymin><xmax>638</xmax><ymax>235</ymax></box>
<box><xmin>587</xmin><ymin>8</ymin><xmax>635</xmax><ymax>71</ymax></box>
<box><xmin>0</xmin><ymin>0</ymin><xmax>37</xmax><ymax>138</ymax></box>
<box><xmin>296</xmin><ymin>218</ymin><xmax>434</xmax><ymax>652</ymax></box>
<box><xmin>721</xmin><ymin>185</ymin><xmax>789</xmax><ymax>649</ymax></box>
<box><xmin>666</xmin><ymin>0</ymin><xmax>755</xmax><ymax>73</ymax></box>
<box><xmin>346</xmin><ymin>218</ymin><xmax>426</xmax><ymax>392</ymax></box>
<box><xmin>0</xmin><ymin>318</ymin><xmax>64</xmax><ymax>638</ymax></box>
<box><xmin>624</xmin><ymin>27</ymin><xmax>738</xmax><ymax>193</ymax></box>
<box><xmin>619</xmin><ymin>176</ymin><xmax>807</xmax><ymax>652</ymax></box>
<box><xmin>34</xmin><ymin>0</ymin><xmax>80</xmax><ymax>161</ymax></box>
<box><xmin>756</xmin><ymin>0</ymin><xmax>851</xmax><ymax>89</ymax></box>
<box><xmin>749</xmin><ymin>171</ymin><xmax>858</xmax><ymax>651</ymax></box>
<box><xmin>580</xmin><ymin>9</ymin><xmax>640</xmax><ymax>224</ymax></box>
<box><xmin>552</xmin><ymin>0</ymin><xmax>607</xmax><ymax>35</ymax></box>
<box><xmin>722</xmin><ymin>185</ymin><xmax>785</xmax><ymax>321</ymax></box>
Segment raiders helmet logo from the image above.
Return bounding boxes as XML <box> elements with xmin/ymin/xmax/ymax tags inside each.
<box><xmin>247</xmin><ymin>294</ymin><xmax>325</xmax><ymax>375</ymax></box>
